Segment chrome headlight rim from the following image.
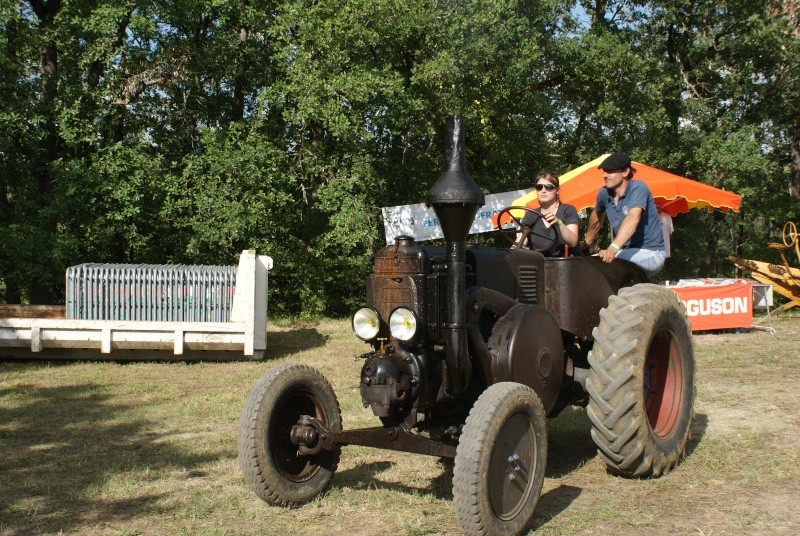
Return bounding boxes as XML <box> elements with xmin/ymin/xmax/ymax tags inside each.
<box><xmin>389</xmin><ymin>307</ymin><xmax>418</xmax><ymax>342</ymax></box>
<box><xmin>352</xmin><ymin>306</ymin><xmax>380</xmax><ymax>341</ymax></box>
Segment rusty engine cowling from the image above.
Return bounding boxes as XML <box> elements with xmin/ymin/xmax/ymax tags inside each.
<box><xmin>365</xmin><ymin>236</ymin><xmax>434</xmax><ymax>337</ymax></box>
<box><xmin>359</xmin><ymin>236</ymin><xmax>443</xmax><ymax>420</ymax></box>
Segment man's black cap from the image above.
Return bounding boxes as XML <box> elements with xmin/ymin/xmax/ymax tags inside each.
<box><xmin>598</xmin><ymin>153</ymin><xmax>632</xmax><ymax>171</ymax></box>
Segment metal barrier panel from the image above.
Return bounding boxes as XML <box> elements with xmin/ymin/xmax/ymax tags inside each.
<box><xmin>65</xmin><ymin>263</ymin><xmax>238</xmax><ymax>321</ymax></box>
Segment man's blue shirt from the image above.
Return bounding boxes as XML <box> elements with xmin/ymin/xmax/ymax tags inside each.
<box><xmin>594</xmin><ymin>179</ymin><xmax>665</xmax><ymax>250</ymax></box>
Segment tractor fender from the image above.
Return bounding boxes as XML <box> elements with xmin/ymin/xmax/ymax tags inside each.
<box><xmin>488</xmin><ymin>303</ymin><xmax>564</xmax><ymax>415</ymax></box>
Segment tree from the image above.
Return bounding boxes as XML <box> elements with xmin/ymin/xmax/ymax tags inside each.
<box><xmin>2</xmin><ymin>0</ymin><xmax>798</xmax><ymax>315</ymax></box>
<box><xmin>639</xmin><ymin>0</ymin><xmax>798</xmax><ymax>273</ymax></box>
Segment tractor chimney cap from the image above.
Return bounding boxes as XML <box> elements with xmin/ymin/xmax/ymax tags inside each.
<box><xmin>425</xmin><ymin>116</ymin><xmax>484</xmax><ymax>207</ymax></box>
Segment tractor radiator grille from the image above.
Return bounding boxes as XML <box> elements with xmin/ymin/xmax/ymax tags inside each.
<box><xmin>518</xmin><ymin>265</ymin><xmax>538</xmax><ymax>304</ymax></box>
<box><xmin>65</xmin><ymin>263</ymin><xmax>237</xmax><ymax>322</ymax></box>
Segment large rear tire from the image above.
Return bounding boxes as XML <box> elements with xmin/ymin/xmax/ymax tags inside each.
<box><xmin>587</xmin><ymin>283</ymin><xmax>695</xmax><ymax>477</ymax></box>
<box><xmin>453</xmin><ymin>383</ymin><xmax>547</xmax><ymax>536</ymax></box>
<box><xmin>238</xmin><ymin>363</ymin><xmax>342</xmax><ymax>506</ymax></box>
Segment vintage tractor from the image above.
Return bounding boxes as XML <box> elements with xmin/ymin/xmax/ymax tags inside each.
<box><xmin>238</xmin><ymin>118</ymin><xmax>695</xmax><ymax>536</ymax></box>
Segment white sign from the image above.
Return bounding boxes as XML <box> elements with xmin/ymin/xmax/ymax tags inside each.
<box><xmin>683</xmin><ymin>297</ymin><xmax>749</xmax><ymax>317</ymax></box>
<box><xmin>382</xmin><ymin>189</ymin><xmax>530</xmax><ymax>245</ymax></box>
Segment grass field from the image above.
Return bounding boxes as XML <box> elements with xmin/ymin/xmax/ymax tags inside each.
<box><xmin>2</xmin><ymin>315</ymin><xmax>799</xmax><ymax>535</ymax></box>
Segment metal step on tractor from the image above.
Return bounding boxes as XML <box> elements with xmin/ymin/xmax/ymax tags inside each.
<box><xmin>237</xmin><ymin>117</ymin><xmax>695</xmax><ymax>536</ymax></box>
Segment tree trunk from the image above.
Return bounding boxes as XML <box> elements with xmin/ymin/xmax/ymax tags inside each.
<box><xmin>791</xmin><ymin>136</ymin><xmax>800</xmax><ymax>199</ymax></box>
<box><xmin>3</xmin><ymin>281</ymin><xmax>21</xmax><ymax>305</ymax></box>
<box><xmin>734</xmin><ymin>209</ymin><xmax>745</xmax><ymax>278</ymax></box>
<box><xmin>698</xmin><ymin>232</ymin><xmax>718</xmax><ymax>278</ymax></box>
<box><xmin>27</xmin><ymin>0</ymin><xmax>63</xmax><ymax>304</ymax></box>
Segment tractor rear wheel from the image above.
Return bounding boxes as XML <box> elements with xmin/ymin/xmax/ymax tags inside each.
<box><xmin>238</xmin><ymin>363</ymin><xmax>342</xmax><ymax>506</ymax></box>
<box><xmin>453</xmin><ymin>382</ymin><xmax>547</xmax><ymax>536</ymax></box>
<box><xmin>587</xmin><ymin>283</ymin><xmax>695</xmax><ymax>477</ymax></box>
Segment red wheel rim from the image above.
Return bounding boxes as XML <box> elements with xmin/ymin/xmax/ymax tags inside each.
<box><xmin>644</xmin><ymin>330</ymin><xmax>684</xmax><ymax>439</ymax></box>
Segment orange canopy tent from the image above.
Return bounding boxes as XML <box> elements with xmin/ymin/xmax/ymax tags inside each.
<box><xmin>494</xmin><ymin>155</ymin><xmax>742</xmax><ymax>228</ymax></box>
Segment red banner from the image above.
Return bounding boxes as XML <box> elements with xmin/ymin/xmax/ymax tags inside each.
<box><xmin>669</xmin><ymin>281</ymin><xmax>753</xmax><ymax>331</ymax></box>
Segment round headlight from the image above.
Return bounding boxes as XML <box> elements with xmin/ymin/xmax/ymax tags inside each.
<box><xmin>352</xmin><ymin>307</ymin><xmax>380</xmax><ymax>341</ymax></box>
<box><xmin>389</xmin><ymin>307</ymin><xmax>418</xmax><ymax>341</ymax></box>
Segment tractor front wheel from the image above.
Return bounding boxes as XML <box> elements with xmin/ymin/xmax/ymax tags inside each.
<box><xmin>238</xmin><ymin>363</ymin><xmax>342</xmax><ymax>506</ymax></box>
<box><xmin>587</xmin><ymin>283</ymin><xmax>695</xmax><ymax>477</ymax></box>
<box><xmin>453</xmin><ymin>382</ymin><xmax>547</xmax><ymax>536</ymax></box>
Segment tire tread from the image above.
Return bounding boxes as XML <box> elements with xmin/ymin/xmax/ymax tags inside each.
<box><xmin>452</xmin><ymin>383</ymin><xmax>547</xmax><ymax>536</ymax></box>
<box><xmin>237</xmin><ymin>363</ymin><xmax>341</xmax><ymax>507</ymax></box>
<box><xmin>587</xmin><ymin>284</ymin><xmax>695</xmax><ymax>478</ymax></box>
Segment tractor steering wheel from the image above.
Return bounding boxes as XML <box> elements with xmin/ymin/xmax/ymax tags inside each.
<box><xmin>496</xmin><ymin>206</ymin><xmax>559</xmax><ymax>253</ymax></box>
<box><xmin>782</xmin><ymin>221</ymin><xmax>798</xmax><ymax>247</ymax></box>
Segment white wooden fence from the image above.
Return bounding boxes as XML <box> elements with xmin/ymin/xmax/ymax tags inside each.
<box><xmin>0</xmin><ymin>250</ymin><xmax>272</xmax><ymax>360</ymax></box>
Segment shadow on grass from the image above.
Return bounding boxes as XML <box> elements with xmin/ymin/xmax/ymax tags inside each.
<box><xmin>547</xmin><ymin>407</ymin><xmax>707</xmax><ymax>479</ymax></box>
<box><xmin>332</xmin><ymin>458</ymin><xmax>455</xmax><ymax>501</ymax></box>
<box><xmin>0</xmin><ymin>383</ymin><xmax>225</xmax><ymax>536</ymax></box>
<box><xmin>327</xmin><ymin>407</ymin><xmax>598</xmax><ymax>503</ymax></box>
<box><xmin>686</xmin><ymin>412</ymin><xmax>708</xmax><ymax>457</ymax></box>
<box><xmin>546</xmin><ymin>406</ymin><xmax>597</xmax><ymax>478</ymax></box>
<box><xmin>265</xmin><ymin>328</ymin><xmax>329</xmax><ymax>359</ymax></box>
<box><xmin>332</xmin><ymin>459</ymin><xmax>582</xmax><ymax>528</ymax></box>
<box><xmin>529</xmin><ymin>484</ymin><xmax>583</xmax><ymax>531</ymax></box>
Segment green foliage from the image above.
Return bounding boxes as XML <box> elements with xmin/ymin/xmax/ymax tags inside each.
<box><xmin>0</xmin><ymin>0</ymin><xmax>798</xmax><ymax>312</ymax></box>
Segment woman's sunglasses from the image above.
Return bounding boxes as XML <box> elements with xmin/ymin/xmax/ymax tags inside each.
<box><xmin>535</xmin><ymin>183</ymin><xmax>557</xmax><ymax>191</ymax></box>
